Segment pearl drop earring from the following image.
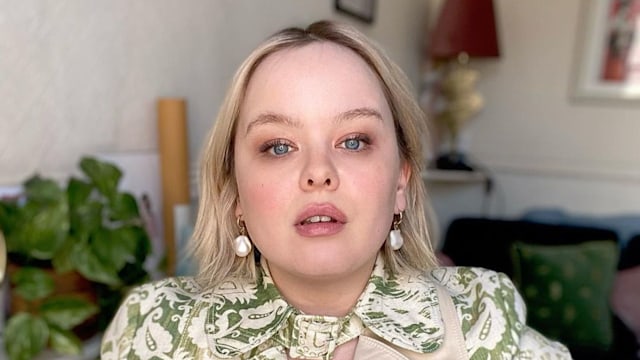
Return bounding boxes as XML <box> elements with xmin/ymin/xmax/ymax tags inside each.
<box><xmin>388</xmin><ymin>212</ymin><xmax>404</xmax><ymax>251</ymax></box>
<box><xmin>234</xmin><ymin>218</ymin><xmax>252</xmax><ymax>257</ymax></box>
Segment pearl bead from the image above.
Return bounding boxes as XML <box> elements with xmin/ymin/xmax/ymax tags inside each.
<box><xmin>389</xmin><ymin>229</ymin><xmax>404</xmax><ymax>250</ymax></box>
<box><xmin>234</xmin><ymin>235</ymin><xmax>252</xmax><ymax>257</ymax></box>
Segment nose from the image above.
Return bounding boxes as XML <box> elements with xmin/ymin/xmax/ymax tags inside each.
<box><xmin>300</xmin><ymin>150</ymin><xmax>339</xmax><ymax>191</ymax></box>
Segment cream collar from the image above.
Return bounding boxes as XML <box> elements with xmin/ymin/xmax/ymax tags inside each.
<box><xmin>206</xmin><ymin>254</ymin><xmax>445</xmax><ymax>359</ymax></box>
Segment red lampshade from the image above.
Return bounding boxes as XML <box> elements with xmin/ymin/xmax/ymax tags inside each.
<box><xmin>430</xmin><ymin>0</ymin><xmax>500</xmax><ymax>59</ymax></box>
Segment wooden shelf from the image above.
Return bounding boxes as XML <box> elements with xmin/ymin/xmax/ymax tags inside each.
<box><xmin>421</xmin><ymin>169</ymin><xmax>488</xmax><ymax>183</ymax></box>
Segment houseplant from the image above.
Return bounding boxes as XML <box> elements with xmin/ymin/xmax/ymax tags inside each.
<box><xmin>0</xmin><ymin>156</ymin><xmax>151</xmax><ymax>360</ymax></box>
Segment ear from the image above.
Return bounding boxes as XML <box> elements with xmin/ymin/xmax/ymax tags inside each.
<box><xmin>235</xmin><ymin>199</ymin><xmax>243</xmax><ymax>218</ymax></box>
<box><xmin>394</xmin><ymin>160</ymin><xmax>411</xmax><ymax>213</ymax></box>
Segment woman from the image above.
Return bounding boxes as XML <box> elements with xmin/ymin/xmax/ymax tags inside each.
<box><xmin>101</xmin><ymin>21</ymin><xmax>570</xmax><ymax>360</ymax></box>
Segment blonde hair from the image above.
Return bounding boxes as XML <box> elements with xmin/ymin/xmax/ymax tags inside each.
<box><xmin>190</xmin><ymin>20</ymin><xmax>437</xmax><ymax>288</ymax></box>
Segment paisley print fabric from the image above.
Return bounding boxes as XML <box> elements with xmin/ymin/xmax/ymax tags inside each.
<box><xmin>101</xmin><ymin>255</ymin><xmax>571</xmax><ymax>359</ymax></box>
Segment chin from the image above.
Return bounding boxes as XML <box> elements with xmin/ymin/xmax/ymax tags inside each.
<box><xmin>291</xmin><ymin>248</ymin><xmax>377</xmax><ymax>279</ymax></box>
<box><xmin>258</xmin><ymin>236</ymin><xmax>382</xmax><ymax>280</ymax></box>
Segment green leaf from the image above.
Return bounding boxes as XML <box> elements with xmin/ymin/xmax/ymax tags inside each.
<box><xmin>66</xmin><ymin>177</ymin><xmax>93</xmax><ymax>208</ymax></box>
<box><xmin>108</xmin><ymin>192</ymin><xmax>140</xmax><ymax>221</ymax></box>
<box><xmin>91</xmin><ymin>227</ymin><xmax>139</xmax><ymax>271</ymax></box>
<box><xmin>1</xmin><ymin>200</ymin><xmax>22</xmax><ymax>255</ymax></box>
<box><xmin>73</xmin><ymin>241</ymin><xmax>121</xmax><ymax>286</ymax></box>
<box><xmin>14</xmin><ymin>197</ymin><xmax>69</xmax><ymax>260</ymax></box>
<box><xmin>51</xmin><ymin>236</ymin><xmax>79</xmax><ymax>273</ymax></box>
<box><xmin>40</xmin><ymin>296</ymin><xmax>98</xmax><ymax>330</ymax></box>
<box><xmin>0</xmin><ymin>200</ymin><xmax>20</xmax><ymax>238</ymax></box>
<box><xmin>69</xmin><ymin>201</ymin><xmax>102</xmax><ymax>242</ymax></box>
<box><xmin>67</xmin><ymin>178</ymin><xmax>103</xmax><ymax>240</ymax></box>
<box><xmin>2</xmin><ymin>176</ymin><xmax>68</xmax><ymax>260</ymax></box>
<box><xmin>79</xmin><ymin>157</ymin><xmax>122</xmax><ymax>200</ymax></box>
<box><xmin>11</xmin><ymin>267</ymin><xmax>55</xmax><ymax>301</ymax></box>
<box><xmin>5</xmin><ymin>313</ymin><xmax>49</xmax><ymax>360</ymax></box>
<box><xmin>49</xmin><ymin>326</ymin><xmax>82</xmax><ymax>355</ymax></box>
<box><xmin>23</xmin><ymin>176</ymin><xmax>65</xmax><ymax>205</ymax></box>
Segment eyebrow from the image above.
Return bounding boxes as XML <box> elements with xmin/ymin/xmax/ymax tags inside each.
<box><xmin>245</xmin><ymin>112</ymin><xmax>301</xmax><ymax>136</ymax></box>
<box><xmin>335</xmin><ymin>107</ymin><xmax>384</xmax><ymax>124</ymax></box>
<box><xmin>244</xmin><ymin>107</ymin><xmax>383</xmax><ymax>136</ymax></box>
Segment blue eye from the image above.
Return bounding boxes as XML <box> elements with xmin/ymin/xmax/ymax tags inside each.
<box><xmin>260</xmin><ymin>139</ymin><xmax>294</xmax><ymax>156</ymax></box>
<box><xmin>344</xmin><ymin>138</ymin><xmax>361</xmax><ymax>150</ymax></box>
<box><xmin>340</xmin><ymin>134</ymin><xmax>369</xmax><ymax>151</ymax></box>
<box><xmin>272</xmin><ymin>143</ymin><xmax>290</xmax><ymax>155</ymax></box>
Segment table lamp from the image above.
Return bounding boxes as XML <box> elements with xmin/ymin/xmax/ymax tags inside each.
<box><xmin>429</xmin><ymin>0</ymin><xmax>500</xmax><ymax>171</ymax></box>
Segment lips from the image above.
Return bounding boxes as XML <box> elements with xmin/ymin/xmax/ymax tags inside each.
<box><xmin>295</xmin><ymin>203</ymin><xmax>347</xmax><ymax>225</ymax></box>
<box><xmin>295</xmin><ymin>203</ymin><xmax>347</xmax><ymax>237</ymax></box>
<box><xmin>301</xmin><ymin>215</ymin><xmax>334</xmax><ymax>224</ymax></box>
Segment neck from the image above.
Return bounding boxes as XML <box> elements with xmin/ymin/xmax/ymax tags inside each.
<box><xmin>265</xmin><ymin>259</ymin><xmax>375</xmax><ymax>317</ymax></box>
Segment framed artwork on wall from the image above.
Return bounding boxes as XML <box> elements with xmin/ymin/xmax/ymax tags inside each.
<box><xmin>335</xmin><ymin>0</ymin><xmax>376</xmax><ymax>24</ymax></box>
<box><xmin>573</xmin><ymin>0</ymin><xmax>640</xmax><ymax>101</ymax></box>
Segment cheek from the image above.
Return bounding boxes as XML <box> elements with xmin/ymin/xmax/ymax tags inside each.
<box><xmin>342</xmin><ymin>155</ymin><xmax>400</xmax><ymax>198</ymax></box>
<box><xmin>236</xmin><ymin>166</ymin><xmax>294</xmax><ymax>217</ymax></box>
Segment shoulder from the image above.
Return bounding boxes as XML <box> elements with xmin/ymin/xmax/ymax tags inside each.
<box><xmin>428</xmin><ymin>266</ymin><xmax>517</xmax><ymax>296</ymax></box>
<box><xmin>427</xmin><ymin>267</ymin><xmax>525</xmax><ymax>355</ymax></box>
<box><xmin>427</xmin><ymin>266</ymin><xmax>571</xmax><ymax>359</ymax></box>
<box><xmin>116</xmin><ymin>276</ymin><xmax>206</xmax><ymax>314</ymax></box>
<box><xmin>122</xmin><ymin>276</ymin><xmax>206</xmax><ymax>303</ymax></box>
<box><xmin>101</xmin><ymin>276</ymin><xmax>213</xmax><ymax>359</ymax></box>
<box><xmin>118</xmin><ymin>276</ymin><xmax>216</xmax><ymax>329</ymax></box>
<box><xmin>428</xmin><ymin>266</ymin><xmax>527</xmax><ymax>332</ymax></box>
<box><xmin>105</xmin><ymin>276</ymin><xmax>206</xmax><ymax>325</ymax></box>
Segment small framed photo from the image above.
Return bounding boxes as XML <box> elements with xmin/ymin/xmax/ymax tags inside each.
<box><xmin>573</xmin><ymin>0</ymin><xmax>640</xmax><ymax>102</ymax></box>
<box><xmin>335</xmin><ymin>0</ymin><xmax>376</xmax><ymax>24</ymax></box>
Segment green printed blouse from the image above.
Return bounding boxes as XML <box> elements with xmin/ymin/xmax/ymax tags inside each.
<box><xmin>101</xmin><ymin>255</ymin><xmax>571</xmax><ymax>359</ymax></box>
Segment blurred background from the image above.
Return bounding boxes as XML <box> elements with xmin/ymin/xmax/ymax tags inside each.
<box><xmin>2</xmin><ymin>0</ymin><xmax>640</xmax><ymax>238</ymax></box>
<box><xmin>1</xmin><ymin>1</ymin><xmax>640</xmax><ymax>358</ymax></box>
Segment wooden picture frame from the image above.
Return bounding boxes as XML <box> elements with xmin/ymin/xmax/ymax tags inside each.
<box><xmin>335</xmin><ymin>0</ymin><xmax>376</xmax><ymax>24</ymax></box>
<box><xmin>573</xmin><ymin>0</ymin><xmax>640</xmax><ymax>101</ymax></box>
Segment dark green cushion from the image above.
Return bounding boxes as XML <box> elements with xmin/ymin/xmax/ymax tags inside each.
<box><xmin>511</xmin><ymin>241</ymin><xmax>618</xmax><ymax>349</ymax></box>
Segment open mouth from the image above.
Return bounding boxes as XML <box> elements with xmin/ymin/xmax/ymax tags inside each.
<box><xmin>294</xmin><ymin>203</ymin><xmax>347</xmax><ymax>237</ymax></box>
<box><xmin>300</xmin><ymin>215</ymin><xmax>337</xmax><ymax>225</ymax></box>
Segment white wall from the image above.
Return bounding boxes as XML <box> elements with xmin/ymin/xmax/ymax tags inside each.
<box><xmin>427</xmin><ymin>0</ymin><xmax>640</xmax><ymax>230</ymax></box>
<box><xmin>0</xmin><ymin>0</ymin><xmax>430</xmax><ymax>185</ymax></box>
<box><xmin>8</xmin><ymin>0</ymin><xmax>633</xmax><ymax>229</ymax></box>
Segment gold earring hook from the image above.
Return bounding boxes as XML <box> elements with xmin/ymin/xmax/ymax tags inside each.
<box><xmin>393</xmin><ymin>212</ymin><xmax>403</xmax><ymax>230</ymax></box>
<box><xmin>237</xmin><ymin>217</ymin><xmax>246</xmax><ymax>236</ymax></box>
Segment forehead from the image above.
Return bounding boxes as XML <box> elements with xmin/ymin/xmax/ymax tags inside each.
<box><xmin>238</xmin><ymin>42</ymin><xmax>391</xmax><ymax>125</ymax></box>
<box><xmin>253</xmin><ymin>41</ymin><xmax>377</xmax><ymax>79</ymax></box>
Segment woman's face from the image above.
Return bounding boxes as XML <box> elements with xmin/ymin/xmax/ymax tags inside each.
<box><xmin>234</xmin><ymin>42</ymin><xmax>410</xmax><ymax>283</ymax></box>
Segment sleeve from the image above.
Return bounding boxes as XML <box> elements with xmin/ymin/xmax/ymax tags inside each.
<box><xmin>515</xmin><ymin>326</ymin><xmax>573</xmax><ymax>359</ymax></box>
<box><xmin>434</xmin><ymin>267</ymin><xmax>572</xmax><ymax>359</ymax></box>
<box><xmin>100</xmin><ymin>287</ymin><xmax>144</xmax><ymax>360</ymax></box>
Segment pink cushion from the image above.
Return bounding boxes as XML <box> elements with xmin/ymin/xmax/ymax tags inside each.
<box><xmin>436</xmin><ymin>251</ymin><xmax>455</xmax><ymax>266</ymax></box>
<box><xmin>611</xmin><ymin>266</ymin><xmax>640</xmax><ymax>344</ymax></box>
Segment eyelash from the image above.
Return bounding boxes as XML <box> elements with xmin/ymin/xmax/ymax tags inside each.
<box><xmin>258</xmin><ymin>133</ymin><xmax>372</xmax><ymax>157</ymax></box>
<box><xmin>259</xmin><ymin>139</ymin><xmax>295</xmax><ymax>156</ymax></box>
<box><xmin>338</xmin><ymin>134</ymin><xmax>371</xmax><ymax>152</ymax></box>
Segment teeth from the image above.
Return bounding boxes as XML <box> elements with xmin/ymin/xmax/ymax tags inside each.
<box><xmin>304</xmin><ymin>215</ymin><xmax>333</xmax><ymax>224</ymax></box>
